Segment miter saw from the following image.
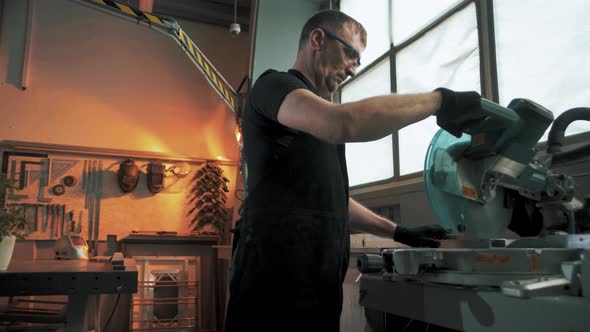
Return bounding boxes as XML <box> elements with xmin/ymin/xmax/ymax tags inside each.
<box><xmin>358</xmin><ymin>98</ymin><xmax>590</xmax><ymax>299</ymax></box>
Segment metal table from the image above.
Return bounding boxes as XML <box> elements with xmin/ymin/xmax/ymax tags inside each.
<box><xmin>0</xmin><ymin>259</ymin><xmax>138</xmax><ymax>332</ymax></box>
<box><xmin>359</xmin><ymin>274</ymin><xmax>590</xmax><ymax>332</ymax></box>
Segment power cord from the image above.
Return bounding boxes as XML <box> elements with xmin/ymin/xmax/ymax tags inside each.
<box><xmin>400</xmin><ymin>319</ymin><xmax>414</xmax><ymax>332</ymax></box>
<box><xmin>103</xmin><ymin>293</ymin><xmax>121</xmax><ymax>331</ymax></box>
<box><xmin>399</xmin><ymin>319</ymin><xmax>431</xmax><ymax>332</ymax></box>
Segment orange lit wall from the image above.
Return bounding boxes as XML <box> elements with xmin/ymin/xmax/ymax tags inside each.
<box><xmin>0</xmin><ymin>0</ymin><xmax>249</xmax><ymax>241</ymax></box>
<box><xmin>0</xmin><ymin>0</ymin><xmax>250</xmax><ymax>160</ymax></box>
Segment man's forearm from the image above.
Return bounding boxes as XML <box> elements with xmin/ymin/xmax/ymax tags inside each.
<box><xmin>339</xmin><ymin>92</ymin><xmax>441</xmax><ymax>143</ymax></box>
<box><xmin>348</xmin><ymin>198</ymin><xmax>397</xmax><ymax>239</ymax></box>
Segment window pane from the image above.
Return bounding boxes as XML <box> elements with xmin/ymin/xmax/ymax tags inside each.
<box><xmin>397</xmin><ymin>3</ymin><xmax>480</xmax><ymax>175</ymax></box>
<box><xmin>494</xmin><ymin>0</ymin><xmax>590</xmax><ymax>139</ymax></box>
<box><xmin>341</xmin><ymin>58</ymin><xmax>392</xmax><ymax>186</ymax></box>
<box><xmin>392</xmin><ymin>0</ymin><xmax>461</xmax><ymax>45</ymax></box>
<box><xmin>340</xmin><ymin>0</ymin><xmax>390</xmax><ymax>71</ymax></box>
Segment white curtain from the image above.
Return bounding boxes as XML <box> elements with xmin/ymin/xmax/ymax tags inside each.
<box><xmin>392</xmin><ymin>0</ymin><xmax>461</xmax><ymax>45</ymax></box>
<box><xmin>397</xmin><ymin>3</ymin><xmax>480</xmax><ymax>175</ymax></box>
<box><xmin>494</xmin><ymin>0</ymin><xmax>590</xmax><ymax>139</ymax></box>
<box><xmin>341</xmin><ymin>58</ymin><xmax>393</xmax><ymax>186</ymax></box>
<box><xmin>340</xmin><ymin>0</ymin><xmax>390</xmax><ymax>72</ymax></box>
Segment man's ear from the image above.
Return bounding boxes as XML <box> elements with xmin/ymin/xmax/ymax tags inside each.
<box><xmin>309</xmin><ymin>28</ymin><xmax>325</xmax><ymax>51</ymax></box>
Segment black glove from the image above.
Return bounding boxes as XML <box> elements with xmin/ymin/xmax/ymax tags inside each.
<box><xmin>435</xmin><ymin>88</ymin><xmax>484</xmax><ymax>138</ymax></box>
<box><xmin>393</xmin><ymin>224</ymin><xmax>449</xmax><ymax>248</ymax></box>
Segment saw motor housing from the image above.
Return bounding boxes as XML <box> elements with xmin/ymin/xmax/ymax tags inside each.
<box><xmin>425</xmin><ymin>98</ymin><xmax>579</xmax><ymax>239</ymax></box>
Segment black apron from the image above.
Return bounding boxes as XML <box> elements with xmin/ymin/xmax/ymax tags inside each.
<box><xmin>225</xmin><ymin>71</ymin><xmax>350</xmax><ymax>332</ymax></box>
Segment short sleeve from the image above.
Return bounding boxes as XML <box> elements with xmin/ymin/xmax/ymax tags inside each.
<box><xmin>249</xmin><ymin>70</ymin><xmax>309</xmax><ymax>122</ymax></box>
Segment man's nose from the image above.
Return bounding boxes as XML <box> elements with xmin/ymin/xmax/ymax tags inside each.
<box><xmin>345</xmin><ymin>66</ymin><xmax>356</xmax><ymax>78</ymax></box>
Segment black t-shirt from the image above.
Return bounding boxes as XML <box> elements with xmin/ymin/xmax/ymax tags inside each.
<box><xmin>242</xmin><ymin>69</ymin><xmax>314</xmax><ymax>191</ymax></box>
<box><xmin>227</xmin><ymin>69</ymin><xmax>351</xmax><ymax>331</ymax></box>
<box><xmin>241</xmin><ymin>69</ymin><xmax>349</xmax><ymax>214</ymax></box>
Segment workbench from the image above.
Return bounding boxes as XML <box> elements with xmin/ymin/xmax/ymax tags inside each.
<box><xmin>0</xmin><ymin>259</ymin><xmax>138</xmax><ymax>332</ymax></box>
<box><xmin>359</xmin><ymin>274</ymin><xmax>590</xmax><ymax>332</ymax></box>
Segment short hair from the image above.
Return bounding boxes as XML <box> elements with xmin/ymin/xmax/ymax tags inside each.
<box><xmin>298</xmin><ymin>10</ymin><xmax>367</xmax><ymax>51</ymax></box>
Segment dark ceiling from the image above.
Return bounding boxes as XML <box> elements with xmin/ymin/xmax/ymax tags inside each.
<box><xmin>127</xmin><ymin>0</ymin><xmax>252</xmax><ymax>32</ymax></box>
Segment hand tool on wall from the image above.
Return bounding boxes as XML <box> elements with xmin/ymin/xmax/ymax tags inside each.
<box><xmin>55</xmin><ymin>204</ymin><xmax>61</xmax><ymax>238</ymax></box>
<box><xmin>52</xmin><ymin>205</ymin><xmax>57</xmax><ymax>237</ymax></box>
<box><xmin>46</xmin><ymin>204</ymin><xmax>51</xmax><ymax>236</ymax></box>
<box><xmin>53</xmin><ymin>204</ymin><xmax>59</xmax><ymax>239</ymax></box>
<box><xmin>92</xmin><ymin>160</ymin><xmax>103</xmax><ymax>245</ymax></box>
<box><xmin>8</xmin><ymin>160</ymin><xmax>28</xmax><ymax>200</ymax></box>
<box><xmin>188</xmin><ymin>187</ymin><xmax>206</xmax><ymax>204</ymax></box>
<box><xmin>67</xmin><ymin>210</ymin><xmax>74</xmax><ymax>235</ymax></box>
<box><xmin>47</xmin><ymin>204</ymin><xmax>53</xmax><ymax>239</ymax></box>
<box><xmin>82</xmin><ymin>160</ymin><xmax>88</xmax><ymax>190</ymax></box>
<box><xmin>117</xmin><ymin>159</ymin><xmax>139</xmax><ymax>193</ymax></box>
<box><xmin>52</xmin><ymin>184</ymin><xmax>66</xmax><ymax>196</ymax></box>
<box><xmin>87</xmin><ymin>160</ymin><xmax>96</xmax><ymax>248</ymax></box>
<box><xmin>18</xmin><ymin>161</ymin><xmax>41</xmax><ymax>190</ymax></box>
<box><xmin>90</xmin><ymin>160</ymin><xmax>103</xmax><ymax>253</ymax></box>
<box><xmin>57</xmin><ymin>204</ymin><xmax>62</xmax><ymax>238</ymax></box>
<box><xmin>77</xmin><ymin>211</ymin><xmax>83</xmax><ymax>233</ymax></box>
<box><xmin>188</xmin><ymin>162</ymin><xmax>231</xmax><ymax>233</ymax></box>
<box><xmin>168</xmin><ymin>162</ymin><xmax>192</xmax><ymax>178</ymax></box>
<box><xmin>62</xmin><ymin>205</ymin><xmax>67</xmax><ymax>237</ymax></box>
<box><xmin>190</xmin><ymin>211</ymin><xmax>215</xmax><ymax>227</ymax></box>
<box><xmin>50</xmin><ymin>159</ymin><xmax>78</xmax><ymax>183</ymax></box>
<box><xmin>29</xmin><ymin>204</ymin><xmax>37</xmax><ymax>231</ymax></box>
<box><xmin>60</xmin><ymin>205</ymin><xmax>66</xmax><ymax>238</ymax></box>
<box><xmin>85</xmin><ymin>160</ymin><xmax>93</xmax><ymax>209</ymax></box>
<box><xmin>18</xmin><ymin>161</ymin><xmax>27</xmax><ymax>190</ymax></box>
<box><xmin>22</xmin><ymin>204</ymin><xmax>31</xmax><ymax>230</ymax></box>
<box><xmin>96</xmin><ymin>161</ymin><xmax>103</xmax><ymax>241</ymax></box>
<box><xmin>37</xmin><ymin>159</ymin><xmax>52</xmax><ymax>203</ymax></box>
<box><xmin>35</xmin><ymin>204</ymin><xmax>42</xmax><ymax>232</ymax></box>
<box><xmin>63</xmin><ymin>175</ymin><xmax>77</xmax><ymax>187</ymax></box>
<box><xmin>53</xmin><ymin>204</ymin><xmax>59</xmax><ymax>238</ymax></box>
<box><xmin>147</xmin><ymin>162</ymin><xmax>165</xmax><ymax>193</ymax></box>
<box><xmin>191</xmin><ymin>168</ymin><xmax>206</xmax><ymax>182</ymax></box>
<box><xmin>41</xmin><ymin>205</ymin><xmax>48</xmax><ymax>233</ymax></box>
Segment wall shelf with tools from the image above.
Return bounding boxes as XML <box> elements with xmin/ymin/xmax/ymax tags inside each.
<box><xmin>0</xmin><ymin>141</ymin><xmax>240</xmax><ymax>252</ymax></box>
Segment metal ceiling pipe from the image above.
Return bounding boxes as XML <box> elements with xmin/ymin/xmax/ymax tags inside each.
<box><xmin>20</xmin><ymin>0</ymin><xmax>34</xmax><ymax>90</ymax></box>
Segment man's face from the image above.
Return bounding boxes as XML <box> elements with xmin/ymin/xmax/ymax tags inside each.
<box><xmin>314</xmin><ymin>24</ymin><xmax>364</xmax><ymax>95</ymax></box>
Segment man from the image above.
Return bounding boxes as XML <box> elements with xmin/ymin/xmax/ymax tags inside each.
<box><xmin>225</xmin><ymin>9</ymin><xmax>482</xmax><ymax>332</ymax></box>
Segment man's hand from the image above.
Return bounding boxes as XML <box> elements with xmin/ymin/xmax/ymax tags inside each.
<box><xmin>435</xmin><ymin>88</ymin><xmax>484</xmax><ymax>138</ymax></box>
<box><xmin>393</xmin><ymin>224</ymin><xmax>450</xmax><ymax>248</ymax></box>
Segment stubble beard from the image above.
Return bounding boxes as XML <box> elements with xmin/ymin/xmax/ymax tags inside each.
<box><xmin>312</xmin><ymin>55</ymin><xmax>334</xmax><ymax>97</ymax></box>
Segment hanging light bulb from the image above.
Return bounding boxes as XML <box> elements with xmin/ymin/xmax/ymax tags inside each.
<box><xmin>229</xmin><ymin>0</ymin><xmax>241</xmax><ymax>36</ymax></box>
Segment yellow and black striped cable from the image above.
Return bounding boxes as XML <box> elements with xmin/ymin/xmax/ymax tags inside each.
<box><xmin>94</xmin><ymin>0</ymin><xmax>168</xmax><ymax>27</ymax></box>
<box><xmin>85</xmin><ymin>0</ymin><xmax>239</xmax><ymax>114</ymax></box>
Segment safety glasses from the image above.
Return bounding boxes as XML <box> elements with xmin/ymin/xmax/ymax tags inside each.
<box><xmin>321</xmin><ymin>29</ymin><xmax>361</xmax><ymax>67</ymax></box>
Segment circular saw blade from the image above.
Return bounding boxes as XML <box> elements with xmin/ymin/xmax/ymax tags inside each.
<box><xmin>424</xmin><ymin>129</ymin><xmax>513</xmax><ymax>239</ymax></box>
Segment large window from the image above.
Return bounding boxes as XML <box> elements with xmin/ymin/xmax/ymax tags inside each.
<box><xmin>340</xmin><ymin>0</ymin><xmax>390</xmax><ymax>72</ymax></box>
<box><xmin>397</xmin><ymin>4</ymin><xmax>479</xmax><ymax>175</ymax></box>
<box><xmin>494</xmin><ymin>0</ymin><xmax>590</xmax><ymax>139</ymax></box>
<box><xmin>341</xmin><ymin>58</ymin><xmax>392</xmax><ymax>186</ymax></box>
<box><xmin>392</xmin><ymin>0</ymin><xmax>461</xmax><ymax>45</ymax></box>
<box><xmin>339</xmin><ymin>0</ymin><xmax>590</xmax><ymax>187</ymax></box>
